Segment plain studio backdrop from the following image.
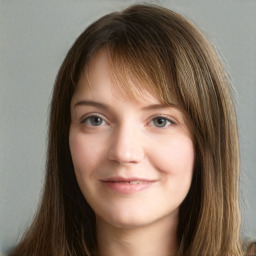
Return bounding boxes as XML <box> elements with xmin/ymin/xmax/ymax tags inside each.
<box><xmin>0</xmin><ymin>0</ymin><xmax>255</xmax><ymax>254</ymax></box>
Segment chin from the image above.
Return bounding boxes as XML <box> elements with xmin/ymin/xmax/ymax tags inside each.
<box><xmin>106</xmin><ymin>216</ymin><xmax>153</xmax><ymax>229</ymax></box>
<box><xmin>97</xmin><ymin>207</ymin><xmax>164</xmax><ymax>229</ymax></box>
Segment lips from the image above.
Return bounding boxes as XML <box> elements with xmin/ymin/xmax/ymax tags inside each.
<box><xmin>101</xmin><ymin>176</ymin><xmax>155</xmax><ymax>182</ymax></box>
<box><xmin>100</xmin><ymin>176</ymin><xmax>156</xmax><ymax>193</ymax></box>
<box><xmin>122</xmin><ymin>180</ymin><xmax>146</xmax><ymax>184</ymax></box>
<box><xmin>106</xmin><ymin>180</ymin><xmax>148</xmax><ymax>185</ymax></box>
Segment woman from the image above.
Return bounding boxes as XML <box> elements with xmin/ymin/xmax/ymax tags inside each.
<box><xmin>10</xmin><ymin>4</ymin><xmax>244</xmax><ymax>256</ymax></box>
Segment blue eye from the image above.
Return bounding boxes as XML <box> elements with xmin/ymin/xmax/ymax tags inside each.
<box><xmin>151</xmin><ymin>117</ymin><xmax>174</xmax><ymax>128</ymax></box>
<box><xmin>82</xmin><ymin>116</ymin><xmax>105</xmax><ymax>126</ymax></box>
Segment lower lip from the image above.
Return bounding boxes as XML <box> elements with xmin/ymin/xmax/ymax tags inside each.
<box><xmin>101</xmin><ymin>181</ymin><xmax>154</xmax><ymax>194</ymax></box>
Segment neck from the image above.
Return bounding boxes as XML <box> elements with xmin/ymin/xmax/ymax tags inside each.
<box><xmin>96</xmin><ymin>213</ymin><xmax>179</xmax><ymax>256</ymax></box>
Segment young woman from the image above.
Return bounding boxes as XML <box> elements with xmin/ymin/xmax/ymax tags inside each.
<box><xmin>10</xmin><ymin>4</ymin><xmax>244</xmax><ymax>256</ymax></box>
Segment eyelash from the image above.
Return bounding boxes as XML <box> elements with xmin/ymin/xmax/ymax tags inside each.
<box><xmin>80</xmin><ymin>114</ymin><xmax>176</xmax><ymax>128</ymax></box>
<box><xmin>81</xmin><ymin>114</ymin><xmax>107</xmax><ymax>127</ymax></box>
<box><xmin>149</xmin><ymin>115</ymin><xmax>176</xmax><ymax>128</ymax></box>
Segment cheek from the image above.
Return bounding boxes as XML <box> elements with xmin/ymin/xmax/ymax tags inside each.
<box><xmin>148</xmin><ymin>134</ymin><xmax>195</xmax><ymax>207</ymax></box>
<box><xmin>69</xmin><ymin>130</ymin><xmax>104</xmax><ymax>176</ymax></box>
<box><xmin>149</xmin><ymin>134</ymin><xmax>195</xmax><ymax>177</ymax></box>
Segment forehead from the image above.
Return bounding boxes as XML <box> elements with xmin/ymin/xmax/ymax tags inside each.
<box><xmin>71</xmin><ymin>50</ymin><xmax>164</xmax><ymax>106</ymax></box>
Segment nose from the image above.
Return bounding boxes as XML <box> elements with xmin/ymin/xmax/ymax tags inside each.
<box><xmin>107</xmin><ymin>124</ymin><xmax>144</xmax><ymax>164</ymax></box>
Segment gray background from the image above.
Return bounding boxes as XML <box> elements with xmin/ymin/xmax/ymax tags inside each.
<box><xmin>0</xmin><ymin>0</ymin><xmax>255</xmax><ymax>254</ymax></box>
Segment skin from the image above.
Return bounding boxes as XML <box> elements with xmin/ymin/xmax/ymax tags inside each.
<box><xmin>69</xmin><ymin>51</ymin><xmax>195</xmax><ymax>256</ymax></box>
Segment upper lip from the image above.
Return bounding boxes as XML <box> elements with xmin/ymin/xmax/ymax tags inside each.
<box><xmin>101</xmin><ymin>176</ymin><xmax>156</xmax><ymax>182</ymax></box>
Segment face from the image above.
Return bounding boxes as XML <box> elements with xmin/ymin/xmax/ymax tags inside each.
<box><xmin>69</xmin><ymin>52</ymin><xmax>195</xmax><ymax>229</ymax></box>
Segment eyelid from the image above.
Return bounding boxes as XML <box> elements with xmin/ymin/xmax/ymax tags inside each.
<box><xmin>80</xmin><ymin>112</ymin><xmax>109</xmax><ymax>124</ymax></box>
<box><xmin>150</xmin><ymin>114</ymin><xmax>177</xmax><ymax>124</ymax></box>
<box><xmin>147</xmin><ymin>114</ymin><xmax>177</xmax><ymax>129</ymax></box>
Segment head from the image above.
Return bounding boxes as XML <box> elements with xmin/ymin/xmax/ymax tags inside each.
<box><xmin>14</xmin><ymin>4</ymin><xmax>241</xmax><ymax>256</ymax></box>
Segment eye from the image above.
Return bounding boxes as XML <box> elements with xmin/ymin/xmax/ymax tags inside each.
<box><xmin>81</xmin><ymin>115</ymin><xmax>106</xmax><ymax>127</ymax></box>
<box><xmin>150</xmin><ymin>116</ymin><xmax>175</xmax><ymax>128</ymax></box>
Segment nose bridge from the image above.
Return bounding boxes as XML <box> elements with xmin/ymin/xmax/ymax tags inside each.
<box><xmin>107</xmin><ymin>120</ymin><xmax>144</xmax><ymax>164</ymax></box>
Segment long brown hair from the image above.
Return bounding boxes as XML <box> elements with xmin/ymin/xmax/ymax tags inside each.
<box><xmin>11</xmin><ymin>4</ymin><xmax>242</xmax><ymax>256</ymax></box>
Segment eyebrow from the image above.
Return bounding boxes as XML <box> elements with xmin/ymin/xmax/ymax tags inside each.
<box><xmin>74</xmin><ymin>100</ymin><xmax>110</xmax><ymax>110</ymax></box>
<box><xmin>73</xmin><ymin>100</ymin><xmax>176</xmax><ymax>111</ymax></box>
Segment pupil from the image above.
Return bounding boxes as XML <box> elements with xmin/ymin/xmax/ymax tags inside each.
<box><xmin>154</xmin><ymin>118</ymin><xmax>166</xmax><ymax>127</ymax></box>
<box><xmin>92</xmin><ymin>117</ymin><xmax>102</xmax><ymax>126</ymax></box>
